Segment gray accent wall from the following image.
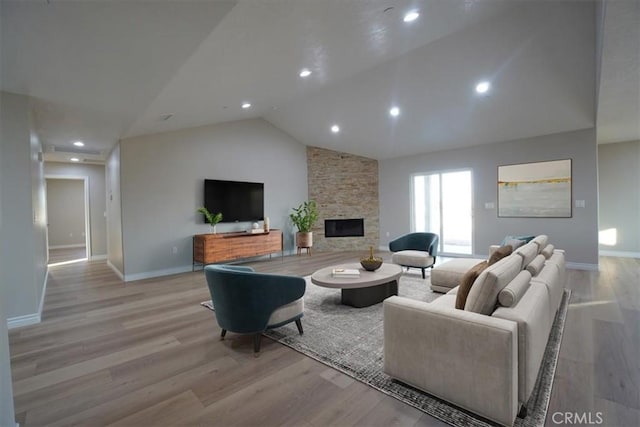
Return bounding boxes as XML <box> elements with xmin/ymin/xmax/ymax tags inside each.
<box><xmin>379</xmin><ymin>128</ymin><xmax>599</xmax><ymax>267</ymax></box>
<box><xmin>0</xmin><ymin>91</ymin><xmax>48</xmax><ymax>320</ymax></box>
<box><xmin>119</xmin><ymin>118</ymin><xmax>308</xmax><ymax>279</ymax></box>
<box><xmin>45</xmin><ymin>162</ymin><xmax>108</xmax><ymax>258</ymax></box>
<box><xmin>598</xmin><ymin>140</ymin><xmax>640</xmax><ymax>255</ymax></box>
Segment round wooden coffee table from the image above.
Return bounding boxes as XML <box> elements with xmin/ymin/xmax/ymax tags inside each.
<box><xmin>311</xmin><ymin>263</ymin><xmax>402</xmax><ymax>308</ymax></box>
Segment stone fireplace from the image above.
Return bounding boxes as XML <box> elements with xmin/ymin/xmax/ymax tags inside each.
<box><xmin>307</xmin><ymin>146</ymin><xmax>379</xmax><ymax>251</ymax></box>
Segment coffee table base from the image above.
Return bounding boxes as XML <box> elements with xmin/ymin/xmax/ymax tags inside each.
<box><xmin>341</xmin><ymin>280</ymin><xmax>398</xmax><ymax>308</ymax></box>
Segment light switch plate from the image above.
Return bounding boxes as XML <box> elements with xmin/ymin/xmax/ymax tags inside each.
<box><xmin>575</xmin><ymin>200</ymin><xmax>585</xmax><ymax>208</ymax></box>
<box><xmin>485</xmin><ymin>202</ymin><xmax>495</xmax><ymax>209</ymax></box>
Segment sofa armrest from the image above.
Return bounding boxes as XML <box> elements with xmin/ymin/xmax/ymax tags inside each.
<box><xmin>383</xmin><ymin>296</ymin><xmax>518</xmax><ymax>427</ymax></box>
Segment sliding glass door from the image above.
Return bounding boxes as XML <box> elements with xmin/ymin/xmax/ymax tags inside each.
<box><xmin>412</xmin><ymin>170</ymin><xmax>473</xmax><ymax>255</ymax></box>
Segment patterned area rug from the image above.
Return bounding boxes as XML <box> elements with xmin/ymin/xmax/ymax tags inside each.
<box><xmin>202</xmin><ymin>272</ymin><xmax>570</xmax><ymax>427</ymax></box>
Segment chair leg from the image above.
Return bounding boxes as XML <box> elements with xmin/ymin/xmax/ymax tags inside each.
<box><xmin>421</xmin><ymin>268</ymin><xmax>426</xmax><ymax>279</ymax></box>
<box><xmin>220</xmin><ymin>329</ymin><xmax>227</xmax><ymax>340</ymax></box>
<box><xmin>295</xmin><ymin>319</ymin><xmax>303</xmax><ymax>335</ymax></box>
<box><xmin>254</xmin><ymin>333</ymin><xmax>262</xmax><ymax>353</ymax></box>
<box><xmin>518</xmin><ymin>405</ymin><xmax>528</xmax><ymax>418</ymax></box>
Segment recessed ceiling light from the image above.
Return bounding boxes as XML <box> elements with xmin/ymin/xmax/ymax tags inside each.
<box><xmin>299</xmin><ymin>69</ymin><xmax>312</xmax><ymax>78</ymax></box>
<box><xmin>403</xmin><ymin>10</ymin><xmax>420</xmax><ymax>23</ymax></box>
<box><xmin>331</xmin><ymin>125</ymin><xmax>340</xmax><ymax>133</ymax></box>
<box><xmin>70</xmin><ymin>157</ymin><xmax>80</xmax><ymax>162</ymax></box>
<box><xmin>241</xmin><ymin>103</ymin><xmax>252</xmax><ymax>109</ymax></box>
<box><xmin>389</xmin><ymin>106</ymin><xmax>400</xmax><ymax>117</ymax></box>
<box><xmin>475</xmin><ymin>81</ymin><xmax>491</xmax><ymax>94</ymax></box>
<box><xmin>73</xmin><ymin>141</ymin><xmax>84</xmax><ymax>147</ymax></box>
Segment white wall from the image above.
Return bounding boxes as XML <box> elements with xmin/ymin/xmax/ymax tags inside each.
<box><xmin>46</xmin><ymin>178</ymin><xmax>85</xmax><ymax>247</ymax></box>
<box><xmin>598</xmin><ymin>140</ymin><xmax>640</xmax><ymax>256</ymax></box>
<box><xmin>379</xmin><ymin>128</ymin><xmax>599</xmax><ymax>268</ymax></box>
<box><xmin>45</xmin><ymin>162</ymin><xmax>108</xmax><ymax>258</ymax></box>
<box><xmin>106</xmin><ymin>144</ymin><xmax>124</xmax><ymax>276</ymax></box>
<box><xmin>0</xmin><ymin>91</ymin><xmax>48</xmax><ymax>322</ymax></box>
<box><xmin>119</xmin><ymin>118</ymin><xmax>308</xmax><ymax>280</ymax></box>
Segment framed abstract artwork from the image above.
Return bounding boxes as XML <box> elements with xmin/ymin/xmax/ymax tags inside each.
<box><xmin>498</xmin><ymin>159</ymin><xmax>572</xmax><ymax>218</ymax></box>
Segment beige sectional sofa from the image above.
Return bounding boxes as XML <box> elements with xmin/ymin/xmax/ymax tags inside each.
<box><xmin>383</xmin><ymin>235</ymin><xmax>565</xmax><ymax>426</ymax></box>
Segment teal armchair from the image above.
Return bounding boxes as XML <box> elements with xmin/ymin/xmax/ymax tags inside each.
<box><xmin>204</xmin><ymin>264</ymin><xmax>306</xmax><ymax>353</ymax></box>
<box><xmin>389</xmin><ymin>232</ymin><xmax>439</xmax><ymax>279</ymax></box>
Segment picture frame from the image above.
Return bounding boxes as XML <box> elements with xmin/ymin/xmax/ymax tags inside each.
<box><xmin>498</xmin><ymin>159</ymin><xmax>572</xmax><ymax>218</ymax></box>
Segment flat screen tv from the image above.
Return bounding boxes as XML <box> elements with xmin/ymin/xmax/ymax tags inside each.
<box><xmin>204</xmin><ymin>179</ymin><xmax>264</xmax><ymax>222</ymax></box>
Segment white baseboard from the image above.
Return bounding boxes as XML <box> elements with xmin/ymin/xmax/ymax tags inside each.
<box><xmin>38</xmin><ymin>269</ymin><xmax>49</xmax><ymax>316</ymax></box>
<box><xmin>49</xmin><ymin>244</ymin><xmax>86</xmax><ymax>249</ymax></box>
<box><xmin>90</xmin><ymin>254</ymin><xmax>108</xmax><ymax>261</ymax></box>
<box><xmin>566</xmin><ymin>262</ymin><xmax>599</xmax><ymax>271</ymax></box>
<box><xmin>107</xmin><ymin>260</ymin><xmax>125</xmax><ymax>281</ymax></box>
<box><xmin>7</xmin><ymin>312</ymin><xmax>41</xmax><ymax>329</ymax></box>
<box><xmin>8</xmin><ymin>269</ymin><xmax>48</xmax><ymax>329</ymax></box>
<box><xmin>124</xmin><ymin>265</ymin><xmax>193</xmax><ymax>282</ymax></box>
<box><xmin>599</xmin><ymin>250</ymin><xmax>640</xmax><ymax>259</ymax></box>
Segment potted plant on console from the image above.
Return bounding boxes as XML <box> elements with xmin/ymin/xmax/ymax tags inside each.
<box><xmin>290</xmin><ymin>200</ymin><xmax>318</xmax><ymax>255</ymax></box>
<box><xmin>197</xmin><ymin>207</ymin><xmax>223</xmax><ymax>234</ymax></box>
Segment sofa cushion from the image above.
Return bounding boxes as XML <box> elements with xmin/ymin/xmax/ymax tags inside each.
<box><xmin>488</xmin><ymin>245</ymin><xmax>513</xmax><ymax>265</ymax></box>
<box><xmin>430</xmin><ymin>293</ymin><xmax>457</xmax><ymax>309</ymax></box>
<box><xmin>541</xmin><ymin>244</ymin><xmax>555</xmax><ymax>259</ymax></box>
<box><xmin>546</xmin><ymin>251</ymin><xmax>566</xmax><ymax>286</ymax></box>
<box><xmin>455</xmin><ymin>261</ymin><xmax>488</xmax><ymax>310</ymax></box>
<box><xmin>431</xmin><ymin>258</ymin><xmax>485</xmax><ymax>292</ymax></box>
<box><xmin>465</xmin><ymin>255</ymin><xmax>523</xmax><ymax>314</ymax></box>
<box><xmin>498</xmin><ymin>270</ymin><xmax>532</xmax><ymax>307</ymax></box>
<box><xmin>268</xmin><ymin>297</ymin><xmax>304</xmax><ymax>327</ymax></box>
<box><xmin>501</xmin><ymin>235</ymin><xmax>535</xmax><ymax>246</ymax></box>
<box><xmin>526</xmin><ymin>254</ymin><xmax>546</xmax><ymax>277</ymax></box>
<box><xmin>514</xmin><ymin>242</ymin><xmax>538</xmax><ymax>269</ymax></box>
<box><xmin>392</xmin><ymin>250</ymin><xmax>435</xmax><ymax>268</ymax></box>
<box><xmin>531</xmin><ymin>264</ymin><xmax>563</xmax><ymax>313</ymax></box>
<box><xmin>493</xmin><ymin>284</ymin><xmax>552</xmax><ymax>404</ymax></box>
<box><xmin>531</xmin><ymin>235</ymin><xmax>549</xmax><ymax>253</ymax></box>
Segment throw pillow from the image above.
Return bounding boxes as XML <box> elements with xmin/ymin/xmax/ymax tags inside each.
<box><xmin>488</xmin><ymin>244</ymin><xmax>513</xmax><ymax>265</ymax></box>
<box><xmin>455</xmin><ymin>261</ymin><xmax>489</xmax><ymax>310</ymax></box>
<box><xmin>504</xmin><ymin>238</ymin><xmax>525</xmax><ymax>251</ymax></box>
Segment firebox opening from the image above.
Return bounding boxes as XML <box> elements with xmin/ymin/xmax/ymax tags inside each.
<box><xmin>324</xmin><ymin>218</ymin><xmax>364</xmax><ymax>238</ymax></box>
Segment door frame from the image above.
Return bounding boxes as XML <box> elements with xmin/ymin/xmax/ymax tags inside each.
<box><xmin>410</xmin><ymin>168</ymin><xmax>475</xmax><ymax>256</ymax></box>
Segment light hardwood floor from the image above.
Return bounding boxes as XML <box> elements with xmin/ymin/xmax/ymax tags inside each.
<box><xmin>47</xmin><ymin>247</ymin><xmax>87</xmax><ymax>265</ymax></box>
<box><xmin>8</xmin><ymin>253</ymin><xmax>639</xmax><ymax>426</ymax></box>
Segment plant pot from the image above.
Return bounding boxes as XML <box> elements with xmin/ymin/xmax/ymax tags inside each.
<box><xmin>296</xmin><ymin>231</ymin><xmax>313</xmax><ymax>248</ymax></box>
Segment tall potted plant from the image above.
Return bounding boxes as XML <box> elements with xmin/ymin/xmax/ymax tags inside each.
<box><xmin>289</xmin><ymin>200</ymin><xmax>318</xmax><ymax>252</ymax></box>
<box><xmin>197</xmin><ymin>207</ymin><xmax>223</xmax><ymax>234</ymax></box>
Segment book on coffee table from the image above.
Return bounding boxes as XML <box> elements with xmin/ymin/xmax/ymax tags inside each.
<box><xmin>332</xmin><ymin>268</ymin><xmax>360</xmax><ymax>277</ymax></box>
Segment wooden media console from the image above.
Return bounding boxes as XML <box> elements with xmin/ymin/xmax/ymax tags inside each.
<box><xmin>193</xmin><ymin>229</ymin><xmax>283</xmax><ymax>267</ymax></box>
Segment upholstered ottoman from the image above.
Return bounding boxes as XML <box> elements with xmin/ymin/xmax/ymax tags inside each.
<box><xmin>430</xmin><ymin>258</ymin><xmax>484</xmax><ymax>293</ymax></box>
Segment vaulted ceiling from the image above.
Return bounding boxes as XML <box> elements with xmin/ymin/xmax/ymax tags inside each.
<box><xmin>1</xmin><ymin>0</ymin><xmax>638</xmax><ymax>163</ymax></box>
